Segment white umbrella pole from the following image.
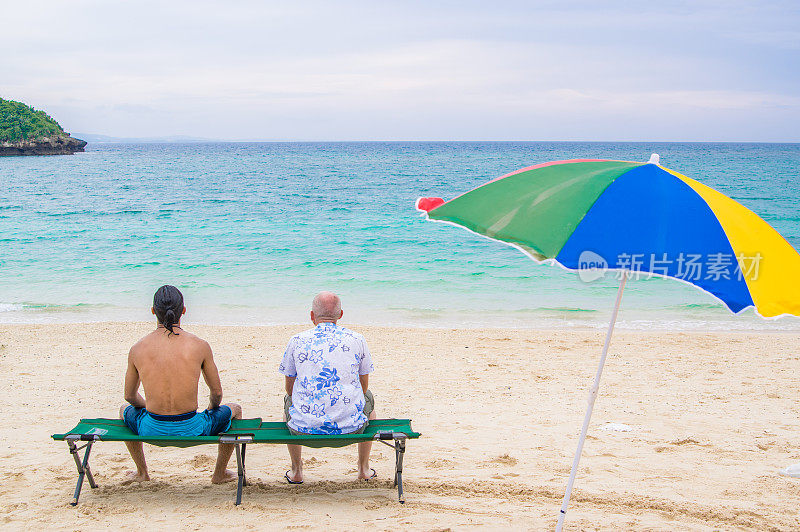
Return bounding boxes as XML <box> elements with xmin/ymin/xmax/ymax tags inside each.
<box><xmin>556</xmin><ymin>273</ymin><xmax>628</xmax><ymax>531</ymax></box>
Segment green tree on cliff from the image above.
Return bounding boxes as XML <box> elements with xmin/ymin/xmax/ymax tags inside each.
<box><xmin>0</xmin><ymin>98</ymin><xmax>66</xmax><ymax>141</ymax></box>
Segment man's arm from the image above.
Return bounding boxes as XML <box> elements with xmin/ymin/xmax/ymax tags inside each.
<box><xmin>124</xmin><ymin>350</ymin><xmax>146</xmax><ymax>408</ymax></box>
<box><xmin>358</xmin><ymin>335</ymin><xmax>373</xmax><ymax>393</ymax></box>
<box><xmin>279</xmin><ymin>336</ymin><xmax>298</xmax><ymax>396</ymax></box>
<box><xmin>200</xmin><ymin>342</ymin><xmax>224</xmax><ymax>409</ymax></box>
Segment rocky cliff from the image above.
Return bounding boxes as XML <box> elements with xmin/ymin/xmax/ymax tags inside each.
<box><xmin>0</xmin><ymin>135</ymin><xmax>87</xmax><ymax>156</ymax></box>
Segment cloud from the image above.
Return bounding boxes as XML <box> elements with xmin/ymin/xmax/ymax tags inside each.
<box><xmin>515</xmin><ymin>88</ymin><xmax>800</xmax><ymax>111</ymax></box>
<box><xmin>1</xmin><ymin>1</ymin><xmax>797</xmax><ymax>140</ymax></box>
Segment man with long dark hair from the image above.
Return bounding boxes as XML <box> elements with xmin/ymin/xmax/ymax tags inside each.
<box><xmin>119</xmin><ymin>285</ymin><xmax>242</xmax><ymax>483</ymax></box>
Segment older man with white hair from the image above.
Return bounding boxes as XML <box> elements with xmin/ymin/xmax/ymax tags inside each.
<box><xmin>279</xmin><ymin>291</ymin><xmax>376</xmax><ymax>484</ymax></box>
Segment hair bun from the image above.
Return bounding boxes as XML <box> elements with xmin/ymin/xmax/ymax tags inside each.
<box><xmin>153</xmin><ymin>285</ymin><xmax>184</xmax><ymax>335</ymax></box>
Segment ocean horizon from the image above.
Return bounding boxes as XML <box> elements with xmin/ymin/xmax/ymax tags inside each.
<box><xmin>2</xmin><ymin>141</ymin><xmax>799</xmax><ymax>331</ymax></box>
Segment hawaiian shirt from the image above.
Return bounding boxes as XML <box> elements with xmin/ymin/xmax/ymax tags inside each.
<box><xmin>279</xmin><ymin>322</ymin><xmax>374</xmax><ymax>434</ymax></box>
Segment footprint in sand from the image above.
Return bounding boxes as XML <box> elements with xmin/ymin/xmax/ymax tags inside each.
<box><xmin>656</xmin><ymin>437</ymin><xmax>710</xmax><ymax>452</ymax></box>
<box><xmin>491</xmin><ymin>454</ymin><xmax>518</xmax><ymax>466</ymax></box>
<box><xmin>190</xmin><ymin>454</ymin><xmax>215</xmax><ymax>470</ymax></box>
<box><xmin>303</xmin><ymin>456</ymin><xmax>325</xmax><ymax>469</ymax></box>
<box><xmin>4</xmin><ymin>503</ymin><xmax>28</xmax><ymax>511</ymax></box>
<box><xmin>479</xmin><ymin>454</ymin><xmax>518</xmax><ymax>468</ymax></box>
<box><xmin>425</xmin><ymin>458</ymin><xmax>457</xmax><ymax>469</ymax></box>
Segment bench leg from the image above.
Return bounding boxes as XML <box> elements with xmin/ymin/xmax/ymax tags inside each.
<box><xmin>394</xmin><ymin>439</ymin><xmax>406</xmax><ymax>504</ymax></box>
<box><xmin>241</xmin><ymin>443</ymin><xmax>247</xmax><ymax>487</ymax></box>
<box><xmin>68</xmin><ymin>440</ymin><xmax>98</xmax><ymax>506</ymax></box>
<box><xmin>234</xmin><ymin>443</ymin><xmax>247</xmax><ymax>505</ymax></box>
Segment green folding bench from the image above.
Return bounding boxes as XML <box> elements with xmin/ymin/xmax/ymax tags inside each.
<box><xmin>52</xmin><ymin>418</ymin><xmax>420</xmax><ymax>506</ymax></box>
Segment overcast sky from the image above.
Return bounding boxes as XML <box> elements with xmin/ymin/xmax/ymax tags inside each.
<box><xmin>3</xmin><ymin>1</ymin><xmax>799</xmax><ymax>141</ymax></box>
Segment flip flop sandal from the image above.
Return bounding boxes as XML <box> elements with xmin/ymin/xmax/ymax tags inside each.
<box><xmin>285</xmin><ymin>470</ymin><xmax>303</xmax><ymax>484</ymax></box>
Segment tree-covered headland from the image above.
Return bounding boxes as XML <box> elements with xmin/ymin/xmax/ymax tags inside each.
<box><xmin>0</xmin><ymin>98</ymin><xmax>66</xmax><ymax>141</ymax></box>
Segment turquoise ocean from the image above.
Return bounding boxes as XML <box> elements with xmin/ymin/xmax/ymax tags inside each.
<box><xmin>2</xmin><ymin>142</ymin><xmax>799</xmax><ymax>330</ymax></box>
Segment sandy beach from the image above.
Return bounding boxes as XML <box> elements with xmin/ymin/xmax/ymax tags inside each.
<box><xmin>0</xmin><ymin>322</ymin><xmax>797</xmax><ymax>530</ymax></box>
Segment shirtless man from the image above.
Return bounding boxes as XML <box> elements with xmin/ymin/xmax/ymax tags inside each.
<box><xmin>119</xmin><ymin>285</ymin><xmax>242</xmax><ymax>483</ymax></box>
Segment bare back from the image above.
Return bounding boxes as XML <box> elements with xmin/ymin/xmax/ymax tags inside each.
<box><xmin>126</xmin><ymin>328</ymin><xmax>222</xmax><ymax>415</ymax></box>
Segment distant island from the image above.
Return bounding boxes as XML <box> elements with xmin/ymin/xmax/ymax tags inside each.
<box><xmin>0</xmin><ymin>98</ymin><xmax>86</xmax><ymax>156</ymax></box>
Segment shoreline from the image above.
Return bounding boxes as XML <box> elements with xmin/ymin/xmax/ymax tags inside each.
<box><xmin>4</xmin><ymin>319</ymin><xmax>800</xmax><ymax>334</ymax></box>
<box><xmin>3</xmin><ymin>322</ymin><xmax>799</xmax><ymax>528</ymax></box>
<box><xmin>2</xmin><ymin>311</ymin><xmax>800</xmax><ymax>332</ymax></box>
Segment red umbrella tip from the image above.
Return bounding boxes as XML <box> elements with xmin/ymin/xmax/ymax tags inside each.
<box><xmin>416</xmin><ymin>197</ymin><xmax>445</xmax><ymax>212</ymax></box>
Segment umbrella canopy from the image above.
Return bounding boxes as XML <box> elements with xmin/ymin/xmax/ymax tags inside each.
<box><xmin>415</xmin><ymin>155</ymin><xmax>800</xmax><ymax>529</ymax></box>
<box><xmin>416</xmin><ymin>156</ymin><xmax>800</xmax><ymax>318</ymax></box>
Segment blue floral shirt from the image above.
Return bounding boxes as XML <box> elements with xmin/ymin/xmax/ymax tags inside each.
<box><xmin>279</xmin><ymin>322</ymin><xmax>374</xmax><ymax>434</ymax></box>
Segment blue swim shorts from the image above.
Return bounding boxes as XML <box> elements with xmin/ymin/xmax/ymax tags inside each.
<box><xmin>123</xmin><ymin>405</ymin><xmax>232</xmax><ymax>437</ymax></box>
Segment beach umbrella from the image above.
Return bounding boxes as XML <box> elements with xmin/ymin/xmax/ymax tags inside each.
<box><xmin>415</xmin><ymin>154</ymin><xmax>800</xmax><ymax>530</ymax></box>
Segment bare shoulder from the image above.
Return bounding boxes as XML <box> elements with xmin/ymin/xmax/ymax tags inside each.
<box><xmin>181</xmin><ymin>330</ymin><xmax>213</xmax><ymax>355</ymax></box>
<box><xmin>129</xmin><ymin>331</ymin><xmax>157</xmax><ymax>357</ymax></box>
